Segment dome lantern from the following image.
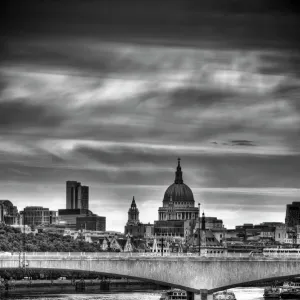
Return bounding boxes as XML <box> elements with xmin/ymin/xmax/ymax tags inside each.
<box><xmin>130</xmin><ymin>196</ymin><xmax>137</xmax><ymax>209</ymax></box>
<box><xmin>174</xmin><ymin>157</ymin><xmax>183</xmax><ymax>184</ymax></box>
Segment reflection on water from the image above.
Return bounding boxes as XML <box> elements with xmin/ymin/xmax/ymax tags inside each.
<box><xmin>0</xmin><ymin>292</ymin><xmax>161</xmax><ymax>300</ymax></box>
<box><xmin>1</xmin><ymin>288</ymin><xmax>266</xmax><ymax>300</ymax></box>
<box><xmin>232</xmin><ymin>287</ymin><xmax>264</xmax><ymax>300</ymax></box>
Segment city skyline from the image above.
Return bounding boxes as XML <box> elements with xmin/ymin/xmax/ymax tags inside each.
<box><xmin>1</xmin><ymin>0</ymin><xmax>300</xmax><ymax>232</ymax></box>
<box><xmin>1</xmin><ymin>160</ymin><xmax>298</xmax><ymax>232</ymax></box>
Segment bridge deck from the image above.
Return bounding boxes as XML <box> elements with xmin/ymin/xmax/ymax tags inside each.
<box><xmin>1</xmin><ymin>252</ymin><xmax>300</xmax><ymax>293</ymax></box>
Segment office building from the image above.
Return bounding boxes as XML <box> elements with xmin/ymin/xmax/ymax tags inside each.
<box><xmin>81</xmin><ymin>185</ymin><xmax>89</xmax><ymax>210</ymax></box>
<box><xmin>66</xmin><ymin>181</ymin><xmax>89</xmax><ymax>210</ymax></box>
<box><xmin>76</xmin><ymin>216</ymin><xmax>106</xmax><ymax>231</ymax></box>
<box><xmin>20</xmin><ymin>206</ymin><xmax>57</xmax><ymax>226</ymax></box>
<box><xmin>58</xmin><ymin>209</ymin><xmax>93</xmax><ymax>230</ymax></box>
<box><xmin>285</xmin><ymin>202</ymin><xmax>300</xmax><ymax>227</ymax></box>
<box><xmin>59</xmin><ymin>208</ymin><xmax>106</xmax><ymax>231</ymax></box>
<box><xmin>0</xmin><ymin>200</ymin><xmax>19</xmax><ymax>225</ymax></box>
<box><xmin>198</xmin><ymin>217</ymin><xmax>223</xmax><ymax>229</ymax></box>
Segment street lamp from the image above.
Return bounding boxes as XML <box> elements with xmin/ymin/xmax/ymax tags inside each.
<box><xmin>19</xmin><ymin>209</ymin><xmax>27</xmax><ymax>276</ymax></box>
<box><xmin>198</xmin><ymin>203</ymin><xmax>201</xmax><ymax>256</ymax></box>
<box><xmin>292</xmin><ymin>231</ymin><xmax>297</xmax><ymax>247</ymax></box>
<box><xmin>23</xmin><ymin>210</ymin><xmax>26</xmax><ymax>262</ymax></box>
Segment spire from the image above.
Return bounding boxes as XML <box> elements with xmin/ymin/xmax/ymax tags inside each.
<box><xmin>174</xmin><ymin>157</ymin><xmax>183</xmax><ymax>184</ymax></box>
<box><xmin>202</xmin><ymin>212</ymin><xmax>206</xmax><ymax>230</ymax></box>
<box><xmin>131</xmin><ymin>196</ymin><xmax>136</xmax><ymax>208</ymax></box>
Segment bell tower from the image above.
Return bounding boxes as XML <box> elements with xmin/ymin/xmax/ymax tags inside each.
<box><xmin>127</xmin><ymin>196</ymin><xmax>140</xmax><ymax>225</ymax></box>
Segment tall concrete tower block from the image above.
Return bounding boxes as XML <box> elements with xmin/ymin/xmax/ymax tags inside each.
<box><xmin>81</xmin><ymin>186</ymin><xmax>89</xmax><ymax>210</ymax></box>
<box><xmin>66</xmin><ymin>181</ymin><xmax>87</xmax><ymax>209</ymax></box>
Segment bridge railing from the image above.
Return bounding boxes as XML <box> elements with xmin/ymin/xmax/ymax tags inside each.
<box><xmin>7</xmin><ymin>252</ymin><xmax>244</xmax><ymax>258</ymax></box>
<box><xmin>3</xmin><ymin>252</ymin><xmax>300</xmax><ymax>259</ymax></box>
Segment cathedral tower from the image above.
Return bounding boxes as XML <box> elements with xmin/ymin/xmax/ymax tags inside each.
<box><xmin>127</xmin><ymin>196</ymin><xmax>140</xmax><ymax>226</ymax></box>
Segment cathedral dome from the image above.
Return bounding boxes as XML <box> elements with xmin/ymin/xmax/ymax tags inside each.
<box><xmin>163</xmin><ymin>158</ymin><xmax>195</xmax><ymax>204</ymax></box>
<box><xmin>163</xmin><ymin>183</ymin><xmax>194</xmax><ymax>203</ymax></box>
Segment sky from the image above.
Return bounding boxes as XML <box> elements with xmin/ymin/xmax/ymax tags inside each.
<box><xmin>1</xmin><ymin>0</ymin><xmax>300</xmax><ymax>231</ymax></box>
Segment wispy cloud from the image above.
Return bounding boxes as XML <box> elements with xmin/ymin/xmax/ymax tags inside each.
<box><xmin>1</xmin><ymin>3</ymin><xmax>300</xmax><ymax>231</ymax></box>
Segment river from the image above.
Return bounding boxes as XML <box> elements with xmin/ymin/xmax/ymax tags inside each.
<box><xmin>1</xmin><ymin>287</ymin><xmax>266</xmax><ymax>300</ymax></box>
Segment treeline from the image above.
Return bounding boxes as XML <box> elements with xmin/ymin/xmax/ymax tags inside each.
<box><xmin>0</xmin><ymin>224</ymin><xmax>100</xmax><ymax>252</ymax></box>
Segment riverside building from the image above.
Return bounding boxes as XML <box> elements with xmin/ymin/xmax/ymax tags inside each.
<box><xmin>20</xmin><ymin>206</ymin><xmax>57</xmax><ymax>227</ymax></box>
<box><xmin>0</xmin><ymin>200</ymin><xmax>19</xmax><ymax>225</ymax></box>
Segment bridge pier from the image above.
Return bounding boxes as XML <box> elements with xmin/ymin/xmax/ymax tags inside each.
<box><xmin>187</xmin><ymin>291</ymin><xmax>195</xmax><ymax>300</ymax></box>
<box><xmin>187</xmin><ymin>289</ymin><xmax>208</xmax><ymax>300</ymax></box>
<box><xmin>200</xmin><ymin>289</ymin><xmax>208</xmax><ymax>300</ymax></box>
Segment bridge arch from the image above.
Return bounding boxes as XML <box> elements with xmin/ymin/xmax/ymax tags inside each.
<box><xmin>1</xmin><ymin>267</ymin><xmax>300</xmax><ymax>294</ymax></box>
<box><xmin>1</xmin><ymin>254</ymin><xmax>300</xmax><ymax>293</ymax></box>
<box><xmin>210</xmin><ymin>274</ymin><xmax>300</xmax><ymax>293</ymax></box>
<box><xmin>0</xmin><ymin>266</ymin><xmax>189</xmax><ymax>292</ymax></box>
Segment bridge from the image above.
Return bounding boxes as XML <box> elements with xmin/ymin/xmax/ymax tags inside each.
<box><xmin>1</xmin><ymin>253</ymin><xmax>300</xmax><ymax>300</ymax></box>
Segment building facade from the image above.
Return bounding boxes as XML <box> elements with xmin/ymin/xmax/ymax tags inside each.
<box><xmin>260</xmin><ymin>227</ymin><xmax>275</xmax><ymax>241</ymax></box>
<box><xmin>197</xmin><ymin>217</ymin><xmax>223</xmax><ymax>229</ymax></box>
<box><xmin>275</xmin><ymin>225</ymin><xmax>287</xmax><ymax>244</ymax></box>
<box><xmin>58</xmin><ymin>209</ymin><xmax>93</xmax><ymax>230</ymax></box>
<box><xmin>81</xmin><ymin>185</ymin><xmax>89</xmax><ymax>210</ymax></box>
<box><xmin>154</xmin><ymin>158</ymin><xmax>199</xmax><ymax>237</ymax></box>
<box><xmin>20</xmin><ymin>206</ymin><xmax>57</xmax><ymax>227</ymax></box>
<box><xmin>211</xmin><ymin>228</ymin><xmax>227</xmax><ymax>244</ymax></box>
<box><xmin>76</xmin><ymin>216</ymin><xmax>106</xmax><ymax>231</ymax></box>
<box><xmin>59</xmin><ymin>209</ymin><xmax>106</xmax><ymax>231</ymax></box>
<box><xmin>66</xmin><ymin>181</ymin><xmax>89</xmax><ymax>210</ymax></box>
<box><xmin>0</xmin><ymin>200</ymin><xmax>19</xmax><ymax>225</ymax></box>
<box><xmin>285</xmin><ymin>202</ymin><xmax>300</xmax><ymax>227</ymax></box>
<box><xmin>144</xmin><ymin>223</ymin><xmax>154</xmax><ymax>238</ymax></box>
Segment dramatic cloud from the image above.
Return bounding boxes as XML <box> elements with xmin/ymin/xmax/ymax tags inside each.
<box><xmin>1</xmin><ymin>1</ymin><xmax>300</xmax><ymax>231</ymax></box>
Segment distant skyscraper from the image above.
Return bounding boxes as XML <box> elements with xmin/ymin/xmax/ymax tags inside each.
<box><xmin>81</xmin><ymin>186</ymin><xmax>89</xmax><ymax>210</ymax></box>
<box><xmin>66</xmin><ymin>181</ymin><xmax>89</xmax><ymax>209</ymax></box>
<box><xmin>66</xmin><ymin>181</ymin><xmax>80</xmax><ymax>209</ymax></box>
<box><xmin>285</xmin><ymin>202</ymin><xmax>300</xmax><ymax>227</ymax></box>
